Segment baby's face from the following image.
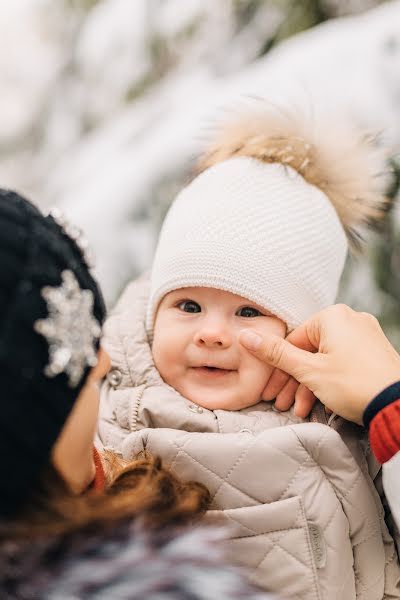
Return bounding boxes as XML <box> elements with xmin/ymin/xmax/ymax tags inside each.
<box><xmin>152</xmin><ymin>287</ymin><xmax>286</xmax><ymax>411</ymax></box>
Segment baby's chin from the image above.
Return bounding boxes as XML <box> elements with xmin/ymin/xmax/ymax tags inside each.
<box><xmin>179</xmin><ymin>385</ymin><xmax>262</xmax><ymax>411</ymax></box>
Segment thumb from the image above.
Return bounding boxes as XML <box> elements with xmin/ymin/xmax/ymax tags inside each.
<box><xmin>239</xmin><ymin>329</ymin><xmax>314</xmax><ymax>381</ymax></box>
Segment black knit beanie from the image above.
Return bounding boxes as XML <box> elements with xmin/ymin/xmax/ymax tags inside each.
<box><xmin>0</xmin><ymin>190</ymin><xmax>106</xmax><ymax>518</ymax></box>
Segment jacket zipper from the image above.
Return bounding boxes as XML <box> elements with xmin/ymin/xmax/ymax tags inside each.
<box><xmin>130</xmin><ymin>384</ymin><xmax>146</xmax><ymax>432</ymax></box>
<box><xmin>310</xmin><ymin>402</ymin><xmax>341</xmax><ymax>430</ymax></box>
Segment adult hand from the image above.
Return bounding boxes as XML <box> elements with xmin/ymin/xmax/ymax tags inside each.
<box><xmin>239</xmin><ymin>304</ymin><xmax>400</xmax><ymax>424</ymax></box>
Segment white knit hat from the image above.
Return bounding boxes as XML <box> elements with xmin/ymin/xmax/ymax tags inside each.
<box><xmin>147</xmin><ymin>104</ymin><xmax>386</xmax><ymax>334</ymax></box>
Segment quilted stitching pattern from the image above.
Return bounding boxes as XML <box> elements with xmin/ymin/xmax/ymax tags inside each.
<box><xmin>120</xmin><ymin>425</ymin><xmax>396</xmax><ymax>599</ymax></box>
<box><xmin>99</xmin><ymin>277</ymin><xmax>400</xmax><ymax>599</ymax></box>
<box><xmin>208</xmin><ymin>497</ymin><xmax>321</xmax><ymax>599</ymax></box>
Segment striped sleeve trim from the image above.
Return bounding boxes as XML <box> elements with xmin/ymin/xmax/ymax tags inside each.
<box><xmin>363</xmin><ymin>381</ymin><xmax>400</xmax><ymax>428</ymax></box>
<box><xmin>368</xmin><ymin>398</ymin><xmax>400</xmax><ymax>463</ymax></box>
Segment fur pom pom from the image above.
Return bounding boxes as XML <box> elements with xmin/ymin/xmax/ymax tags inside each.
<box><xmin>197</xmin><ymin>101</ymin><xmax>389</xmax><ymax>250</ymax></box>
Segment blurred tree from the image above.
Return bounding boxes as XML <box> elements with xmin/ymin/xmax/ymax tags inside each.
<box><xmin>1</xmin><ymin>0</ymin><xmax>398</xmax><ymax>340</ymax></box>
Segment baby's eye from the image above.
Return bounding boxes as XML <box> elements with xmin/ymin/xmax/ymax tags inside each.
<box><xmin>236</xmin><ymin>306</ymin><xmax>262</xmax><ymax>318</ymax></box>
<box><xmin>177</xmin><ymin>300</ymin><xmax>201</xmax><ymax>313</ymax></box>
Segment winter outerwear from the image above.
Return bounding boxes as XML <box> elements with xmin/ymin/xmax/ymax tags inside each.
<box><xmin>147</xmin><ymin>103</ymin><xmax>387</xmax><ymax>335</ymax></box>
<box><xmin>0</xmin><ymin>190</ymin><xmax>106</xmax><ymax>518</ymax></box>
<box><xmin>99</xmin><ymin>277</ymin><xmax>400</xmax><ymax>600</ymax></box>
<box><xmin>364</xmin><ymin>385</ymin><xmax>400</xmax><ymax>530</ymax></box>
<box><xmin>0</xmin><ymin>521</ymin><xmax>272</xmax><ymax>600</ymax></box>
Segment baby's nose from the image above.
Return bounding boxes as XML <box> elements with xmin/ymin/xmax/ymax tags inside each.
<box><xmin>194</xmin><ymin>325</ymin><xmax>231</xmax><ymax>348</ymax></box>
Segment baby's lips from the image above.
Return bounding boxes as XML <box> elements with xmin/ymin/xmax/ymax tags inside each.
<box><xmin>191</xmin><ymin>364</ymin><xmax>238</xmax><ymax>372</ymax></box>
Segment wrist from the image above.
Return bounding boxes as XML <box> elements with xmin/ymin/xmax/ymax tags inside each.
<box><xmin>363</xmin><ymin>381</ymin><xmax>400</xmax><ymax>429</ymax></box>
<box><xmin>363</xmin><ymin>382</ymin><xmax>400</xmax><ymax>464</ymax></box>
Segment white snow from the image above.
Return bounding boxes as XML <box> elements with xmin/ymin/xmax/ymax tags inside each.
<box><xmin>1</xmin><ymin>1</ymin><xmax>400</xmax><ymax>308</ymax></box>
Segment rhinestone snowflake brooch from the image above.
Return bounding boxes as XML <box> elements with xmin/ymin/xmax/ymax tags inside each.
<box><xmin>34</xmin><ymin>270</ymin><xmax>101</xmax><ymax>387</ymax></box>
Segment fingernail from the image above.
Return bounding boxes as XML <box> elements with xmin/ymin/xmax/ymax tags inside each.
<box><xmin>239</xmin><ymin>329</ymin><xmax>262</xmax><ymax>351</ymax></box>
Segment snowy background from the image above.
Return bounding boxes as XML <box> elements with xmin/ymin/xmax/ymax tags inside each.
<box><xmin>2</xmin><ymin>0</ymin><xmax>400</xmax><ymax>343</ymax></box>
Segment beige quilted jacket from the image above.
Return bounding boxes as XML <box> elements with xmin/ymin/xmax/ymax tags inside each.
<box><xmin>99</xmin><ymin>277</ymin><xmax>400</xmax><ymax>600</ymax></box>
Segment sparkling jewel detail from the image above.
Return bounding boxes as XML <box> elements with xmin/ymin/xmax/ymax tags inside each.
<box><xmin>48</xmin><ymin>207</ymin><xmax>96</xmax><ymax>268</ymax></box>
<box><xmin>34</xmin><ymin>270</ymin><xmax>101</xmax><ymax>387</ymax></box>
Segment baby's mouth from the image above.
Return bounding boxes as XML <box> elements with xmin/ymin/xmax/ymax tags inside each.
<box><xmin>191</xmin><ymin>366</ymin><xmax>236</xmax><ymax>378</ymax></box>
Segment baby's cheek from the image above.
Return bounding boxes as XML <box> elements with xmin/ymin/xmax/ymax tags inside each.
<box><xmin>155</xmin><ymin>358</ymin><xmax>178</xmax><ymax>390</ymax></box>
<box><xmin>267</xmin><ymin>317</ymin><xmax>287</xmax><ymax>339</ymax></box>
<box><xmin>241</xmin><ymin>356</ymin><xmax>272</xmax><ymax>401</ymax></box>
<box><xmin>251</xmin><ymin>359</ymin><xmax>273</xmax><ymax>398</ymax></box>
<box><xmin>152</xmin><ymin>340</ymin><xmax>170</xmax><ymax>380</ymax></box>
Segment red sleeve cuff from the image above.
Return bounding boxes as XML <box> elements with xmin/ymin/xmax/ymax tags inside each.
<box><xmin>92</xmin><ymin>446</ymin><xmax>106</xmax><ymax>492</ymax></box>
<box><xmin>369</xmin><ymin>398</ymin><xmax>400</xmax><ymax>463</ymax></box>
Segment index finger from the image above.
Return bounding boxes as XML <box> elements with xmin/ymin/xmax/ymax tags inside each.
<box><xmin>239</xmin><ymin>330</ymin><xmax>316</xmax><ymax>380</ymax></box>
<box><xmin>262</xmin><ymin>322</ymin><xmax>317</xmax><ymax>400</ymax></box>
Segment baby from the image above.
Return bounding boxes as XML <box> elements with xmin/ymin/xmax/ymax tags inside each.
<box><xmin>99</xmin><ymin>103</ymin><xmax>400</xmax><ymax>598</ymax></box>
<box><xmin>152</xmin><ymin>287</ymin><xmax>286</xmax><ymax>411</ymax></box>
<box><xmin>143</xmin><ymin>105</ymin><xmax>368</xmax><ymax>414</ymax></box>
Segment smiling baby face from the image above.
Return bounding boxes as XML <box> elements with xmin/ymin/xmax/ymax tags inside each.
<box><xmin>152</xmin><ymin>287</ymin><xmax>286</xmax><ymax>411</ymax></box>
